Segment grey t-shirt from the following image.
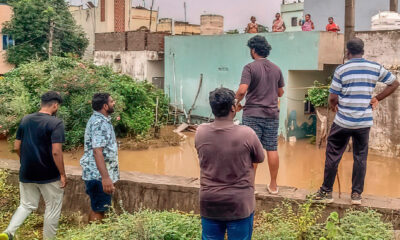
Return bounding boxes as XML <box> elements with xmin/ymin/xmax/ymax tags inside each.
<box><xmin>240</xmin><ymin>59</ymin><xmax>285</xmax><ymax>119</ymax></box>
<box><xmin>195</xmin><ymin>120</ymin><xmax>265</xmax><ymax>221</ymax></box>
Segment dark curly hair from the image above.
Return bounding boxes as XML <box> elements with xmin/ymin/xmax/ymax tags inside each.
<box><xmin>247</xmin><ymin>35</ymin><xmax>272</xmax><ymax>58</ymax></box>
<box><xmin>347</xmin><ymin>38</ymin><xmax>364</xmax><ymax>55</ymax></box>
<box><xmin>209</xmin><ymin>88</ymin><xmax>235</xmax><ymax>118</ymax></box>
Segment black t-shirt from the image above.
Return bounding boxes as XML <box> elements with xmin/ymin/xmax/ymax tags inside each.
<box><xmin>16</xmin><ymin>112</ymin><xmax>65</xmax><ymax>183</ymax></box>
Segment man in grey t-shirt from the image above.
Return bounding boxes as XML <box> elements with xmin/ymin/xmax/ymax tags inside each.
<box><xmin>236</xmin><ymin>35</ymin><xmax>285</xmax><ymax>195</ymax></box>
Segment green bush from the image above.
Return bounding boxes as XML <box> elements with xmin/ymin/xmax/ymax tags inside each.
<box><xmin>306</xmin><ymin>80</ymin><xmax>330</xmax><ymax>108</ymax></box>
<box><xmin>254</xmin><ymin>200</ymin><xmax>393</xmax><ymax>240</ymax></box>
<box><xmin>253</xmin><ymin>200</ymin><xmax>325</xmax><ymax>240</ymax></box>
<box><xmin>58</xmin><ymin>210</ymin><xmax>201</xmax><ymax>240</ymax></box>
<box><xmin>0</xmin><ymin>57</ymin><xmax>169</xmax><ymax>150</ymax></box>
<box><xmin>321</xmin><ymin>210</ymin><xmax>393</xmax><ymax>240</ymax></box>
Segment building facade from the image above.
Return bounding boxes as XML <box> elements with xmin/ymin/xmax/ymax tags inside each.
<box><xmin>281</xmin><ymin>1</ymin><xmax>304</xmax><ymax>32</ymax></box>
<box><xmin>164</xmin><ymin>32</ymin><xmax>344</xmax><ymax>138</ymax></box>
<box><xmin>70</xmin><ymin>5</ymin><xmax>96</xmax><ymax>59</ymax></box>
<box><xmin>304</xmin><ymin>0</ymin><xmax>400</xmax><ymax>32</ymax></box>
<box><xmin>0</xmin><ymin>3</ymin><xmax>14</xmax><ymax>75</ymax></box>
<box><xmin>129</xmin><ymin>7</ymin><xmax>158</xmax><ymax>32</ymax></box>
<box><xmin>157</xmin><ymin>18</ymin><xmax>200</xmax><ymax>35</ymax></box>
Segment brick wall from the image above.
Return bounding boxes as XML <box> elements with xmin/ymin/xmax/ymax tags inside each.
<box><xmin>147</xmin><ymin>33</ymin><xmax>169</xmax><ymax>52</ymax></box>
<box><xmin>95</xmin><ymin>32</ymin><xmax>125</xmax><ymax>51</ymax></box>
<box><xmin>114</xmin><ymin>0</ymin><xmax>125</xmax><ymax>32</ymax></box>
<box><xmin>100</xmin><ymin>0</ymin><xmax>105</xmax><ymax>22</ymax></box>
<box><xmin>95</xmin><ymin>32</ymin><xmax>170</xmax><ymax>52</ymax></box>
<box><xmin>126</xmin><ymin>31</ymin><xmax>146</xmax><ymax>51</ymax></box>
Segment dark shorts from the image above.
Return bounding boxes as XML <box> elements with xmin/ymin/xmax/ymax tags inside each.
<box><xmin>242</xmin><ymin>116</ymin><xmax>279</xmax><ymax>151</ymax></box>
<box><xmin>84</xmin><ymin>180</ymin><xmax>112</xmax><ymax>213</ymax></box>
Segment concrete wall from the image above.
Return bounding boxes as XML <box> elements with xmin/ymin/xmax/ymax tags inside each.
<box><xmin>355</xmin><ymin>30</ymin><xmax>400</xmax><ymax>157</ymax></box>
<box><xmin>356</xmin><ymin>31</ymin><xmax>400</xmax><ymax>67</ymax></box>
<box><xmin>304</xmin><ymin>0</ymin><xmax>400</xmax><ymax>32</ymax></box>
<box><xmin>281</xmin><ymin>2</ymin><xmax>304</xmax><ymax>32</ymax></box>
<box><xmin>0</xmin><ymin>4</ymin><xmax>14</xmax><ymax>75</ymax></box>
<box><xmin>94</xmin><ymin>31</ymin><xmax>167</xmax><ymax>82</ymax></box>
<box><xmin>70</xmin><ymin>6</ymin><xmax>96</xmax><ymax>59</ymax></box>
<box><xmin>164</xmin><ymin>32</ymin><xmax>344</xmax><ymax>137</ymax></box>
<box><xmin>94</xmin><ymin>50</ymin><xmax>162</xmax><ymax>81</ymax></box>
<box><xmin>147</xmin><ymin>60</ymin><xmax>164</xmax><ymax>83</ymax></box>
<box><xmin>2</xmin><ymin>159</ymin><xmax>400</xmax><ymax>229</ymax></box>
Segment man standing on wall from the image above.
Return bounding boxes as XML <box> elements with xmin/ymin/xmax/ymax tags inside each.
<box><xmin>236</xmin><ymin>35</ymin><xmax>285</xmax><ymax>195</ymax></box>
<box><xmin>80</xmin><ymin>93</ymin><xmax>119</xmax><ymax>222</ymax></box>
<box><xmin>311</xmin><ymin>38</ymin><xmax>399</xmax><ymax>205</ymax></box>
<box><xmin>0</xmin><ymin>91</ymin><xmax>66</xmax><ymax>240</ymax></box>
<box><xmin>196</xmin><ymin>88</ymin><xmax>265</xmax><ymax>239</ymax></box>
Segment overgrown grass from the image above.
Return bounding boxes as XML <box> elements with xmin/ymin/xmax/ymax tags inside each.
<box><xmin>0</xmin><ymin>170</ymin><xmax>394</xmax><ymax>240</ymax></box>
<box><xmin>58</xmin><ymin>210</ymin><xmax>201</xmax><ymax>240</ymax></box>
<box><xmin>0</xmin><ymin>170</ymin><xmax>82</xmax><ymax>240</ymax></box>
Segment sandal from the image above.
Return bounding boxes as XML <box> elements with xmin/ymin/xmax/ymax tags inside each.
<box><xmin>267</xmin><ymin>185</ymin><xmax>279</xmax><ymax>195</ymax></box>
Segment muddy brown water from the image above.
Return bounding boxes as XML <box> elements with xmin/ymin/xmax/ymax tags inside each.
<box><xmin>1</xmin><ymin>135</ymin><xmax>399</xmax><ymax>198</ymax></box>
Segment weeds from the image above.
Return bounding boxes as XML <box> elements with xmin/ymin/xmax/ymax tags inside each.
<box><xmin>0</xmin><ymin>170</ymin><xmax>394</xmax><ymax>240</ymax></box>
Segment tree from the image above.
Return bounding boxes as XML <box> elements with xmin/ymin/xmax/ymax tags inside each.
<box><xmin>2</xmin><ymin>0</ymin><xmax>88</xmax><ymax>65</ymax></box>
<box><xmin>258</xmin><ymin>24</ymin><xmax>269</xmax><ymax>33</ymax></box>
<box><xmin>226</xmin><ymin>29</ymin><xmax>239</xmax><ymax>34</ymax></box>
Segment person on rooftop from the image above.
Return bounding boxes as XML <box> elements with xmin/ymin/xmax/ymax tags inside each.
<box><xmin>326</xmin><ymin>17</ymin><xmax>340</xmax><ymax>32</ymax></box>
<box><xmin>300</xmin><ymin>14</ymin><xmax>315</xmax><ymax>31</ymax></box>
<box><xmin>272</xmin><ymin>13</ymin><xmax>286</xmax><ymax>32</ymax></box>
<box><xmin>246</xmin><ymin>16</ymin><xmax>259</xmax><ymax>33</ymax></box>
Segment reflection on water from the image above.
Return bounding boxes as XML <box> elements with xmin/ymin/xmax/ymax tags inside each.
<box><xmin>1</xmin><ymin>135</ymin><xmax>399</xmax><ymax>198</ymax></box>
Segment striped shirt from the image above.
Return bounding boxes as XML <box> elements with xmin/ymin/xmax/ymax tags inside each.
<box><xmin>330</xmin><ymin>58</ymin><xmax>397</xmax><ymax>129</ymax></box>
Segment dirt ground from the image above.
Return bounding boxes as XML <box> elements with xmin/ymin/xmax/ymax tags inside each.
<box><xmin>118</xmin><ymin>125</ymin><xmax>185</xmax><ymax>151</ymax></box>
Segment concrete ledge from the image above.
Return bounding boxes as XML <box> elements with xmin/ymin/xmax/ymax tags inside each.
<box><xmin>1</xmin><ymin>159</ymin><xmax>399</xmax><ymax>229</ymax></box>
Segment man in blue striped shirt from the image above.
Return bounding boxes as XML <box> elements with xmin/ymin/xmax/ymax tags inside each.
<box><xmin>312</xmin><ymin>38</ymin><xmax>399</xmax><ymax>205</ymax></box>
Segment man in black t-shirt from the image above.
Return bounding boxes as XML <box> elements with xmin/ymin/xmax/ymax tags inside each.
<box><xmin>0</xmin><ymin>91</ymin><xmax>66</xmax><ymax>240</ymax></box>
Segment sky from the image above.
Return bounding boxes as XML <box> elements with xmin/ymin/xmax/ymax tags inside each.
<box><xmin>69</xmin><ymin>0</ymin><xmax>282</xmax><ymax>32</ymax></box>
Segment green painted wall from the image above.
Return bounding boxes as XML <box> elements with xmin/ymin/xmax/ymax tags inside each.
<box><xmin>164</xmin><ymin>32</ymin><xmax>323</xmax><ymax>137</ymax></box>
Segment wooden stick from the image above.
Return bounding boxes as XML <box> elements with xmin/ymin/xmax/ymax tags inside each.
<box><xmin>337</xmin><ymin>170</ymin><xmax>342</xmax><ymax>198</ymax></box>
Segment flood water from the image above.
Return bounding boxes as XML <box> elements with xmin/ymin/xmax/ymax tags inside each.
<box><xmin>1</xmin><ymin>135</ymin><xmax>399</xmax><ymax>198</ymax></box>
